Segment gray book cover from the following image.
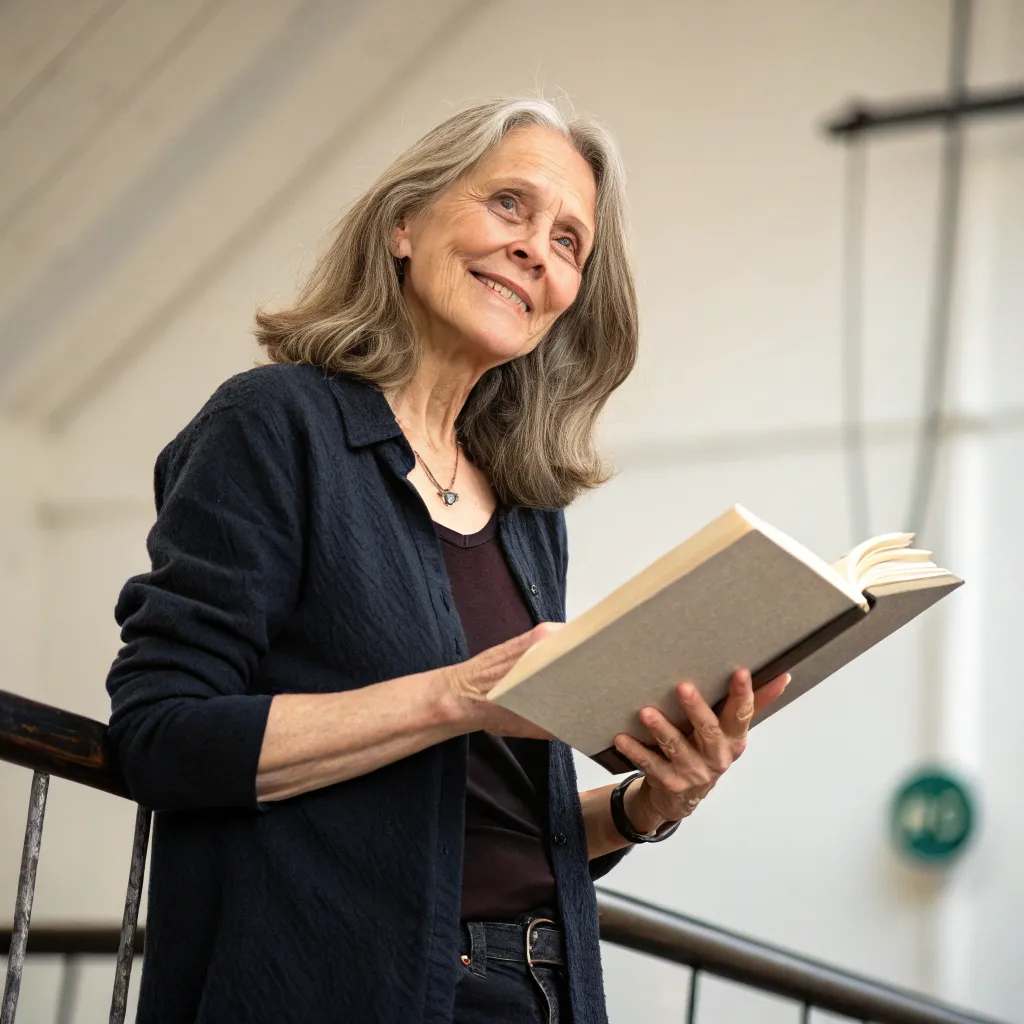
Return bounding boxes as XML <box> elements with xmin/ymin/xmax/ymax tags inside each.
<box><xmin>489</xmin><ymin>509</ymin><xmax>961</xmax><ymax>771</ymax></box>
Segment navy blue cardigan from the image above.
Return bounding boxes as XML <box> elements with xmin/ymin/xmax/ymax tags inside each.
<box><xmin>106</xmin><ymin>363</ymin><xmax>626</xmax><ymax>1024</ymax></box>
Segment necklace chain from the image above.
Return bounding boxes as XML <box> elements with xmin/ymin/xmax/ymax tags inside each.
<box><xmin>415</xmin><ymin>444</ymin><xmax>460</xmax><ymax>506</ymax></box>
<box><xmin>396</xmin><ymin>417</ymin><xmax>461</xmax><ymax>507</ymax></box>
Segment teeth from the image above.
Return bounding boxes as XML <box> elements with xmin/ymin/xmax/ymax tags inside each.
<box><xmin>476</xmin><ymin>274</ymin><xmax>527</xmax><ymax>312</ymax></box>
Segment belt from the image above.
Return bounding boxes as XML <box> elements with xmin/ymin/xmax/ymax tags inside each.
<box><xmin>459</xmin><ymin>917</ymin><xmax>566</xmax><ymax>968</ymax></box>
<box><xmin>459</xmin><ymin>917</ymin><xmax>567</xmax><ymax>1024</ymax></box>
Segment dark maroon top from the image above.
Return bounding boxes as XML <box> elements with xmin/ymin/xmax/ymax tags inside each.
<box><xmin>433</xmin><ymin>510</ymin><xmax>558</xmax><ymax>922</ymax></box>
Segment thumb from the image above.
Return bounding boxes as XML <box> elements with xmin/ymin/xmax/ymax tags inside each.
<box><xmin>483</xmin><ymin>621</ymin><xmax>562</xmax><ymax>663</ymax></box>
<box><xmin>454</xmin><ymin>622</ymin><xmax>563</xmax><ymax>698</ymax></box>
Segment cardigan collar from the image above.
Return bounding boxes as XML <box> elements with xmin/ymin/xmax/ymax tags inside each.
<box><xmin>324</xmin><ymin>371</ymin><xmax>405</xmax><ymax>450</ymax></box>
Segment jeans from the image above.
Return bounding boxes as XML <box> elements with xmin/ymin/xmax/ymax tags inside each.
<box><xmin>452</xmin><ymin>920</ymin><xmax>571</xmax><ymax>1024</ymax></box>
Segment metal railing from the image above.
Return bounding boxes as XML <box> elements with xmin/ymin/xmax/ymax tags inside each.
<box><xmin>0</xmin><ymin>688</ymin><xmax>1011</xmax><ymax>1024</ymax></box>
<box><xmin>0</xmin><ymin>690</ymin><xmax>149</xmax><ymax>1024</ymax></box>
<box><xmin>595</xmin><ymin>890</ymin><xmax>1005</xmax><ymax>1024</ymax></box>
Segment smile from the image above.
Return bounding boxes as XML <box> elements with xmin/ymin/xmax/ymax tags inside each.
<box><xmin>470</xmin><ymin>272</ymin><xmax>531</xmax><ymax>313</ymax></box>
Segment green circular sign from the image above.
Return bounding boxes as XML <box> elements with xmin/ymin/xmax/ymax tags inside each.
<box><xmin>891</xmin><ymin>768</ymin><xmax>975</xmax><ymax>864</ymax></box>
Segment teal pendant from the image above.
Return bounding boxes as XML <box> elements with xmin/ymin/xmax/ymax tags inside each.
<box><xmin>441</xmin><ymin>490</ymin><xmax>458</xmax><ymax>506</ymax></box>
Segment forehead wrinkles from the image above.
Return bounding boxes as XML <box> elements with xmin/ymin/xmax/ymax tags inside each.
<box><xmin>539</xmin><ymin>170</ymin><xmax>588</xmax><ymax>228</ymax></box>
<box><xmin>515</xmin><ymin>149</ymin><xmax>594</xmax><ymax>224</ymax></box>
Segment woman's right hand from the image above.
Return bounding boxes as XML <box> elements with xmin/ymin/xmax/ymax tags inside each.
<box><xmin>431</xmin><ymin>623</ymin><xmax>562</xmax><ymax>739</ymax></box>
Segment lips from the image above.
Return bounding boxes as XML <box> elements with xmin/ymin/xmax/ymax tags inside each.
<box><xmin>470</xmin><ymin>271</ymin><xmax>531</xmax><ymax>313</ymax></box>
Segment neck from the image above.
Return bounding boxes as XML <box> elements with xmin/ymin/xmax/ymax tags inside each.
<box><xmin>385</xmin><ymin>346</ymin><xmax>487</xmax><ymax>454</ymax></box>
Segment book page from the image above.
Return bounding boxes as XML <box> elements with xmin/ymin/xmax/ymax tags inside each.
<box><xmin>832</xmin><ymin>532</ymin><xmax>950</xmax><ymax>591</ymax></box>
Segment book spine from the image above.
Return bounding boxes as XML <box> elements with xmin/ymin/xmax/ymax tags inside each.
<box><xmin>747</xmin><ymin>600</ymin><xmax>868</xmax><ymax>691</ymax></box>
<box><xmin>592</xmin><ymin>747</ymin><xmax>638</xmax><ymax>774</ymax></box>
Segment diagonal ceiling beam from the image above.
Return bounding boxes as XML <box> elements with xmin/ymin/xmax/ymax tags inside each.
<box><xmin>0</xmin><ymin>0</ymin><xmax>490</xmax><ymax>430</ymax></box>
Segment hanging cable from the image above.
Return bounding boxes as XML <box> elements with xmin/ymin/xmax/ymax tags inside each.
<box><xmin>840</xmin><ymin>136</ymin><xmax>872</xmax><ymax>544</ymax></box>
<box><xmin>904</xmin><ymin>0</ymin><xmax>972</xmax><ymax>536</ymax></box>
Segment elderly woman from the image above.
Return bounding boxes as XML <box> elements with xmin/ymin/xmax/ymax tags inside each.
<box><xmin>106</xmin><ymin>98</ymin><xmax>788</xmax><ymax>1024</ymax></box>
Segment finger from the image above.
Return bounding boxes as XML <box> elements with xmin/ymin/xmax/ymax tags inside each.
<box><xmin>613</xmin><ymin>732</ymin><xmax>675</xmax><ymax>787</ymax></box>
<box><xmin>638</xmin><ymin>706</ymin><xmax>703</xmax><ymax>770</ymax></box>
<box><xmin>676</xmin><ymin>683</ymin><xmax>730</xmax><ymax>770</ymax></box>
<box><xmin>752</xmin><ymin>672</ymin><xmax>791</xmax><ymax>714</ymax></box>
<box><xmin>718</xmin><ymin>668</ymin><xmax>755</xmax><ymax>740</ymax></box>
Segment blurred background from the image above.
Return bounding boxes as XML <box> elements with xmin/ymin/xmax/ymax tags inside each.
<box><xmin>1</xmin><ymin>0</ymin><xmax>1021</xmax><ymax>1021</ymax></box>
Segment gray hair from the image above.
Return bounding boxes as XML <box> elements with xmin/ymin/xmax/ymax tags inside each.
<box><xmin>255</xmin><ymin>97</ymin><xmax>638</xmax><ymax>508</ymax></box>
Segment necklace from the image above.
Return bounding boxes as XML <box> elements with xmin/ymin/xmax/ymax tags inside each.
<box><xmin>394</xmin><ymin>415</ymin><xmax>461</xmax><ymax>507</ymax></box>
<box><xmin>414</xmin><ymin>443</ymin><xmax>460</xmax><ymax>506</ymax></box>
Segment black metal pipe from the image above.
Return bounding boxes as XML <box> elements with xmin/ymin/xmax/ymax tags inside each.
<box><xmin>595</xmin><ymin>889</ymin><xmax>1007</xmax><ymax>1024</ymax></box>
<box><xmin>686</xmin><ymin>968</ymin><xmax>700</xmax><ymax>1024</ymax></box>
<box><xmin>825</xmin><ymin>85</ymin><xmax>1024</xmax><ymax>137</ymax></box>
<box><xmin>903</xmin><ymin>0</ymin><xmax>970</xmax><ymax>535</ymax></box>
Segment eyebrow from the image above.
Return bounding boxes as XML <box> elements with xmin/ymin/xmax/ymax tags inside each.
<box><xmin>485</xmin><ymin>176</ymin><xmax>594</xmax><ymax>251</ymax></box>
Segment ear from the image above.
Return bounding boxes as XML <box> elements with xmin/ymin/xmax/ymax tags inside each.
<box><xmin>391</xmin><ymin>218</ymin><xmax>412</xmax><ymax>260</ymax></box>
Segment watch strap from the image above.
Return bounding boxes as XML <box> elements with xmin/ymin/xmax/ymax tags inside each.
<box><xmin>610</xmin><ymin>771</ymin><xmax>682</xmax><ymax>844</ymax></box>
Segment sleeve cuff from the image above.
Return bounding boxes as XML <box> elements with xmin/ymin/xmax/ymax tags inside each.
<box><xmin>113</xmin><ymin>689</ymin><xmax>274</xmax><ymax>812</ymax></box>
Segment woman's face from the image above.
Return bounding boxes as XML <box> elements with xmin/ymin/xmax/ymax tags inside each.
<box><xmin>392</xmin><ymin>126</ymin><xmax>597</xmax><ymax>369</ymax></box>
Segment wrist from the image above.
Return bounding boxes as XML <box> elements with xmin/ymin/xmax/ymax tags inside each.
<box><xmin>422</xmin><ymin>670</ymin><xmax>470</xmax><ymax>739</ymax></box>
<box><xmin>622</xmin><ymin>777</ymin><xmax>667</xmax><ymax>835</ymax></box>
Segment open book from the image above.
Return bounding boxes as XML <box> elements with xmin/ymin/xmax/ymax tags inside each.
<box><xmin>489</xmin><ymin>505</ymin><xmax>962</xmax><ymax>772</ymax></box>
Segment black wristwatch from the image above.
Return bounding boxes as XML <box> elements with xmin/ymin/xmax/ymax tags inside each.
<box><xmin>610</xmin><ymin>771</ymin><xmax>682</xmax><ymax>844</ymax></box>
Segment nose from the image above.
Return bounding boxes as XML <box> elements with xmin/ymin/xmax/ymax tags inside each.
<box><xmin>507</xmin><ymin>222</ymin><xmax>550</xmax><ymax>277</ymax></box>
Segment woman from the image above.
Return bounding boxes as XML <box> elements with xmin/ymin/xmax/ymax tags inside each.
<box><xmin>106</xmin><ymin>98</ymin><xmax>789</xmax><ymax>1024</ymax></box>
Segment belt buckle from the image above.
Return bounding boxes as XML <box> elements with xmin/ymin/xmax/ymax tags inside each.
<box><xmin>525</xmin><ymin>916</ymin><xmax>556</xmax><ymax>968</ymax></box>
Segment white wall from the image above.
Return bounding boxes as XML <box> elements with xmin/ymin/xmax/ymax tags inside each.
<box><xmin>3</xmin><ymin>1</ymin><xmax>1023</xmax><ymax>1021</ymax></box>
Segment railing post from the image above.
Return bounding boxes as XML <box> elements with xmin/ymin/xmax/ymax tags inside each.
<box><xmin>54</xmin><ymin>955</ymin><xmax>80</xmax><ymax>1024</ymax></box>
<box><xmin>1</xmin><ymin>771</ymin><xmax>50</xmax><ymax>1024</ymax></box>
<box><xmin>686</xmin><ymin>968</ymin><xmax>700</xmax><ymax>1024</ymax></box>
<box><xmin>108</xmin><ymin>805</ymin><xmax>152</xmax><ymax>1024</ymax></box>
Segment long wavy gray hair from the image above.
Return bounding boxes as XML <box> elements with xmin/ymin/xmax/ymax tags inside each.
<box><xmin>255</xmin><ymin>97</ymin><xmax>638</xmax><ymax>509</ymax></box>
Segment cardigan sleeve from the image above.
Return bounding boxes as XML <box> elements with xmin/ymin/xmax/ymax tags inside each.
<box><xmin>106</xmin><ymin>394</ymin><xmax>306</xmax><ymax>812</ymax></box>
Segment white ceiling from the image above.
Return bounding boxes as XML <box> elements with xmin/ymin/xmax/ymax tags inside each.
<box><xmin>0</xmin><ymin>0</ymin><xmax>479</xmax><ymax>429</ymax></box>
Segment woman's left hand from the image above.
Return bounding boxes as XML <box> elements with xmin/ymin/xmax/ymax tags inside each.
<box><xmin>613</xmin><ymin>668</ymin><xmax>791</xmax><ymax>826</ymax></box>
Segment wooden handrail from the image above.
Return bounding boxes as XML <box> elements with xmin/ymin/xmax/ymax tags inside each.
<box><xmin>0</xmin><ymin>690</ymin><xmax>128</xmax><ymax>799</ymax></box>
<box><xmin>0</xmin><ymin>926</ymin><xmax>144</xmax><ymax>957</ymax></box>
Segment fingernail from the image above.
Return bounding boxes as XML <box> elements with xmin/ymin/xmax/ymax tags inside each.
<box><xmin>640</xmin><ymin>708</ymin><xmax>657</xmax><ymax>725</ymax></box>
<box><xmin>781</xmin><ymin>673</ymin><xmax>792</xmax><ymax>690</ymax></box>
<box><xmin>679</xmin><ymin>683</ymin><xmax>694</xmax><ymax>699</ymax></box>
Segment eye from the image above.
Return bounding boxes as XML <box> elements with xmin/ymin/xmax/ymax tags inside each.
<box><xmin>555</xmin><ymin>236</ymin><xmax>577</xmax><ymax>252</ymax></box>
<box><xmin>498</xmin><ymin>195</ymin><xmax>517</xmax><ymax>213</ymax></box>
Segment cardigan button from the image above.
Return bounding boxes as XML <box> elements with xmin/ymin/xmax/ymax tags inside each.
<box><xmin>530</xmin><ymin>583</ymin><xmax>539</xmax><ymax>595</ymax></box>
<box><xmin>552</xmin><ymin>832</ymin><xmax>567</xmax><ymax>846</ymax></box>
